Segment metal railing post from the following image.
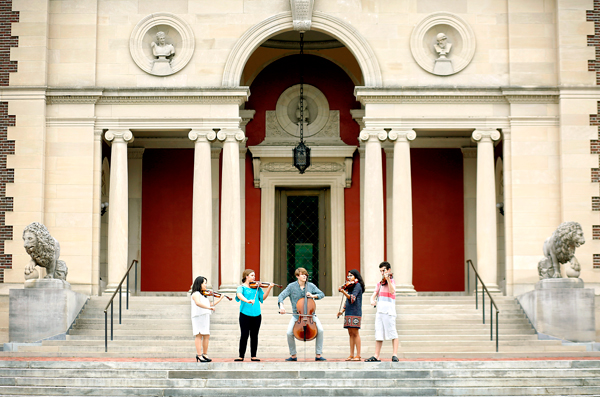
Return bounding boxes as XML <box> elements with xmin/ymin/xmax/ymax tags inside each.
<box><xmin>482</xmin><ymin>286</ymin><xmax>485</xmax><ymax>325</ymax></box>
<box><xmin>135</xmin><ymin>261</ymin><xmax>138</xmax><ymax>296</ymax></box>
<box><xmin>490</xmin><ymin>300</ymin><xmax>493</xmax><ymax>341</ymax></box>
<box><xmin>475</xmin><ymin>277</ymin><xmax>478</xmax><ymax>309</ymax></box>
<box><xmin>110</xmin><ymin>303</ymin><xmax>113</xmax><ymax>341</ymax></box>
<box><xmin>119</xmin><ymin>285</ymin><xmax>122</xmax><ymax>325</ymax></box>
<box><xmin>126</xmin><ymin>273</ymin><xmax>129</xmax><ymax>310</ymax></box>
<box><xmin>104</xmin><ymin>311</ymin><xmax>107</xmax><ymax>352</ymax></box>
<box><xmin>496</xmin><ymin>311</ymin><xmax>499</xmax><ymax>352</ymax></box>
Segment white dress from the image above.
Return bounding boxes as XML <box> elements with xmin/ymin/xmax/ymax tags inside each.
<box><xmin>191</xmin><ymin>291</ymin><xmax>211</xmax><ymax>336</ymax></box>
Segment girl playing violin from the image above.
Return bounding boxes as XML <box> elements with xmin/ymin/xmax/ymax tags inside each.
<box><xmin>234</xmin><ymin>269</ymin><xmax>275</xmax><ymax>362</ymax></box>
<box><xmin>336</xmin><ymin>269</ymin><xmax>365</xmax><ymax>361</ymax></box>
<box><xmin>191</xmin><ymin>276</ymin><xmax>224</xmax><ymax>362</ymax></box>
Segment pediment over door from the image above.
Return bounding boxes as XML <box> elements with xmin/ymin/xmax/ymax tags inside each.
<box><xmin>248</xmin><ymin>84</ymin><xmax>357</xmax><ymax>188</ymax></box>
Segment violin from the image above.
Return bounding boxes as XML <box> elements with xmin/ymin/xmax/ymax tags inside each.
<box><xmin>249</xmin><ymin>281</ymin><xmax>283</xmax><ymax>289</ymax></box>
<box><xmin>293</xmin><ymin>288</ymin><xmax>318</xmax><ymax>342</ymax></box>
<box><xmin>380</xmin><ymin>272</ymin><xmax>393</xmax><ymax>286</ymax></box>
<box><xmin>201</xmin><ymin>289</ymin><xmax>233</xmax><ymax>301</ymax></box>
<box><xmin>338</xmin><ymin>279</ymin><xmax>358</xmax><ymax>292</ymax></box>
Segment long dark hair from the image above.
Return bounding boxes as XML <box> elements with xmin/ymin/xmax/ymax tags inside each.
<box><xmin>191</xmin><ymin>276</ymin><xmax>207</xmax><ymax>294</ymax></box>
<box><xmin>348</xmin><ymin>269</ymin><xmax>365</xmax><ymax>294</ymax></box>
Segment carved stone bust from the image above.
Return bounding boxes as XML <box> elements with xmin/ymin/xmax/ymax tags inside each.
<box><xmin>150</xmin><ymin>31</ymin><xmax>175</xmax><ymax>74</ymax></box>
<box><xmin>434</xmin><ymin>33</ymin><xmax>452</xmax><ymax>58</ymax></box>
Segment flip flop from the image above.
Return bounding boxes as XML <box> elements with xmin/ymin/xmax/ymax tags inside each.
<box><xmin>364</xmin><ymin>356</ymin><xmax>380</xmax><ymax>362</ymax></box>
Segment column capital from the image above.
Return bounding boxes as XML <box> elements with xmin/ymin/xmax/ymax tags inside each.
<box><xmin>94</xmin><ymin>129</ymin><xmax>104</xmax><ymax>139</ymax></box>
<box><xmin>388</xmin><ymin>128</ymin><xmax>416</xmax><ymax>142</ymax></box>
<box><xmin>105</xmin><ymin>129</ymin><xmax>134</xmax><ymax>144</ymax></box>
<box><xmin>359</xmin><ymin>128</ymin><xmax>387</xmax><ymax>142</ymax></box>
<box><xmin>189</xmin><ymin>128</ymin><xmax>217</xmax><ymax>142</ymax></box>
<box><xmin>472</xmin><ymin>128</ymin><xmax>500</xmax><ymax>143</ymax></box>
<box><xmin>217</xmin><ymin>128</ymin><xmax>245</xmax><ymax>142</ymax></box>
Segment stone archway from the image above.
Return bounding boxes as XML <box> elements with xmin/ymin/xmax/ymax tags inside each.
<box><xmin>222</xmin><ymin>11</ymin><xmax>382</xmax><ymax>87</ymax></box>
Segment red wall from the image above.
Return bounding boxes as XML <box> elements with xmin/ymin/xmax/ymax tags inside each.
<box><xmin>411</xmin><ymin>149</ymin><xmax>465</xmax><ymax>291</ymax></box>
<box><xmin>244</xmin><ymin>54</ymin><xmax>362</xmax><ymax>280</ymax></box>
<box><xmin>141</xmin><ymin>149</ymin><xmax>194</xmax><ymax>291</ymax></box>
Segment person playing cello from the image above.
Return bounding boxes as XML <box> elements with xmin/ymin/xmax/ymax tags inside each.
<box><xmin>277</xmin><ymin>267</ymin><xmax>326</xmax><ymax>361</ymax></box>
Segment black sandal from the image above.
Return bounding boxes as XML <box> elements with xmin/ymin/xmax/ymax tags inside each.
<box><xmin>392</xmin><ymin>356</ymin><xmax>399</xmax><ymax>362</ymax></box>
<box><xmin>251</xmin><ymin>358</ymin><xmax>260</xmax><ymax>361</ymax></box>
<box><xmin>364</xmin><ymin>356</ymin><xmax>380</xmax><ymax>362</ymax></box>
<box><xmin>234</xmin><ymin>358</ymin><xmax>244</xmax><ymax>362</ymax></box>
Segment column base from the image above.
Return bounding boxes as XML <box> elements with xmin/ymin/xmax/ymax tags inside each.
<box><xmin>218</xmin><ymin>284</ymin><xmax>239</xmax><ymax>294</ymax></box>
<box><xmin>474</xmin><ymin>284</ymin><xmax>503</xmax><ymax>295</ymax></box>
<box><xmin>395</xmin><ymin>284</ymin><xmax>417</xmax><ymax>296</ymax></box>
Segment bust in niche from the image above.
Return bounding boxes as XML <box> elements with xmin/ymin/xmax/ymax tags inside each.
<box><xmin>150</xmin><ymin>31</ymin><xmax>175</xmax><ymax>75</ymax></box>
<box><xmin>434</xmin><ymin>33</ymin><xmax>452</xmax><ymax>59</ymax></box>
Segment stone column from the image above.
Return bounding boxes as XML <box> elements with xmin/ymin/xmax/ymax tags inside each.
<box><xmin>388</xmin><ymin>128</ymin><xmax>417</xmax><ymax>295</ymax></box>
<box><xmin>472</xmin><ymin>129</ymin><xmax>501</xmax><ymax>293</ymax></box>
<box><xmin>92</xmin><ymin>129</ymin><xmax>103</xmax><ymax>295</ymax></box>
<box><xmin>359</xmin><ymin>128</ymin><xmax>387</xmax><ymax>291</ymax></box>
<box><xmin>189</xmin><ymin>128</ymin><xmax>216</xmax><ymax>287</ymax></box>
<box><xmin>461</xmin><ymin>147</ymin><xmax>478</xmax><ymax>294</ymax></box>
<box><xmin>104</xmin><ymin>129</ymin><xmax>134</xmax><ymax>290</ymax></box>
<box><xmin>217</xmin><ymin>128</ymin><xmax>245</xmax><ymax>292</ymax></box>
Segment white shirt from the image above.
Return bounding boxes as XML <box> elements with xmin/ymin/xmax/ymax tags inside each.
<box><xmin>191</xmin><ymin>291</ymin><xmax>212</xmax><ymax>317</ymax></box>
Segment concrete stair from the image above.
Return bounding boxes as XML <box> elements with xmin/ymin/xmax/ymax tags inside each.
<box><xmin>1</xmin><ymin>295</ymin><xmax>598</xmax><ymax>359</ymax></box>
<box><xmin>0</xmin><ymin>359</ymin><xmax>599</xmax><ymax>395</ymax></box>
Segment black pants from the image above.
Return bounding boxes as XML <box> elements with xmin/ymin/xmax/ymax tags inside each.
<box><xmin>239</xmin><ymin>313</ymin><xmax>262</xmax><ymax>358</ymax></box>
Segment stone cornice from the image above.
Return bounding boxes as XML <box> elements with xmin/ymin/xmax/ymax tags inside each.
<box><xmin>354</xmin><ymin>87</ymin><xmax>561</xmax><ymax>104</ymax></box>
<box><xmin>44</xmin><ymin>87</ymin><xmax>250</xmax><ymax>105</ymax></box>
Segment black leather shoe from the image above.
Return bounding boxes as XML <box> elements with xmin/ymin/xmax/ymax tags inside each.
<box><xmin>285</xmin><ymin>357</ymin><xmax>297</xmax><ymax>361</ymax></box>
<box><xmin>315</xmin><ymin>356</ymin><xmax>327</xmax><ymax>361</ymax></box>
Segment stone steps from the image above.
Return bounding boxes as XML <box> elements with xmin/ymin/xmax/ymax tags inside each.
<box><xmin>0</xmin><ymin>360</ymin><xmax>599</xmax><ymax>396</ymax></box>
<box><xmin>5</xmin><ymin>295</ymin><xmax>597</xmax><ymax>358</ymax></box>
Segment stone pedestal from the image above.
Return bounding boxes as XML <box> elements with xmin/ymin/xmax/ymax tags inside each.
<box><xmin>8</xmin><ymin>285</ymin><xmax>88</xmax><ymax>343</ymax></box>
<box><xmin>517</xmin><ymin>278</ymin><xmax>596</xmax><ymax>343</ymax></box>
<box><xmin>433</xmin><ymin>58</ymin><xmax>454</xmax><ymax>75</ymax></box>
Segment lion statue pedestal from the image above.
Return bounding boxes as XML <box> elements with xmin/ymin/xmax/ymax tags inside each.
<box><xmin>6</xmin><ymin>223</ymin><xmax>86</xmax><ymax>347</ymax></box>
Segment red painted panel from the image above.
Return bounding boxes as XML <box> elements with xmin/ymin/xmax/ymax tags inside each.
<box><xmin>141</xmin><ymin>149</ymin><xmax>194</xmax><ymax>291</ymax></box>
<box><xmin>411</xmin><ymin>149</ymin><xmax>465</xmax><ymax>292</ymax></box>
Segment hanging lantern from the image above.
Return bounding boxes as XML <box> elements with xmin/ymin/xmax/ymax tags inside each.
<box><xmin>293</xmin><ymin>32</ymin><xmax>311</xmax><ymax>174</ymax></box>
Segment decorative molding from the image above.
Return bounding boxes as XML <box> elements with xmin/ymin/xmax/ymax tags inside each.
<box><xmin>222</xmin><ymin>11</ymin><xmax>382</xmax><ymax>87</ymax></box>
<box><xmin>46</xmin><ymin>95</ymin><xmax>101</xmax><ymax>105</ymax></box>
<box><xmin>129</xmin><ymin>13</ymin><xmax>194</xmax><ymax>76</ymax></box>
<box><xmin>128</xmin><ymin>148</ymin><xmax>145</xmax><ymax>160</ymax></box>
<box><xmin>97</xmin><ymin>95</ymin><xmax>246</xmax><ymax>105</ymax></box>
<box><xmin>290</xmin><ymin>0</ymin><xmax>314</xmax><ymax>31</ymax></box>
<box><xmin>461</xmin><ymin>147</ymin><xmax>477</xmax><ymax>158</ymax></box>
<box><xmin>410</xmin><ymin>12</ymin><xmax>476</xmax><ymax>76</ymax></box>
<box><xmin>261</xmin><ymin>161</ymin><xmax>344</xmax><ymax>173</ymax></box>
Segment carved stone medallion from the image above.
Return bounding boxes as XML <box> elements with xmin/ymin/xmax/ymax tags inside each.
<box><xmin>410</xmin><ymin>12</ymin><xmax>476</xmax><ymax>76</ymax></box>
<box><xmin>130</xmin><ymin>13</ymin><xmax>195</xmax><ymax>76</ymax></box>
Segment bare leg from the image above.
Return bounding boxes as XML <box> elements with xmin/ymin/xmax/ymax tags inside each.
<box><xmin>374</xmin><ymin>340</ymin><xmax>383</xmax><ymax>359</ymax></box>
<box><xmin>355</xmin><ymin>329</ymin><xmax>361</xmax><ymax>358</ymax></box>
<box><xmin>202</xmin><ymin>335</ymin><xmax>210</xmax><ymax>356</ymax></box>
<box><xmin>194</xmin><ymin>334</ymin><xmax>202</xmax><ymax>355</ymax></box>
<box><xmin>347</xmin><ymin>329</ymin><xmax>354</xmax><ymax>357</ymax></box>
<box><xmin>392</xmin><ymin>338</ymin><xmax>399</xmax><ymax>357</ymax></box>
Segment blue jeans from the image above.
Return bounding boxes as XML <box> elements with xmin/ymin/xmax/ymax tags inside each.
<box><xmin>286</xmin><ymin>315</ymin><xmax>324</xmax><ymax>356</ymax></box>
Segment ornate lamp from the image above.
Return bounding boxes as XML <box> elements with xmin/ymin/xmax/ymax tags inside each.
<box><xmin>293</xmin><ymin>32</ymin><xmax>311</xmax><ymax>174</ymax></box>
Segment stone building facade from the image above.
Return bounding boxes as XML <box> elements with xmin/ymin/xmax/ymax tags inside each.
<box><xmin>0</xmin><ymin>0</ymin><xmax>599</xmax><ymax>298</ymax></box>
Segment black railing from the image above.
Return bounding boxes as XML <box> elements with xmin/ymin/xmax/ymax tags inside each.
<box><xmin>104</xmin><ymin>259</ymin><xmax>138</xmax><ymax>352</ymax></box>
<box><xmin>466</xmin><ymin>259</ymin><xmax>500</xmax><ymax>352</ymax></box>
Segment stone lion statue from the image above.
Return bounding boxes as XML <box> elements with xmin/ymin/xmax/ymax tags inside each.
<box><xmin>22</xmin><ymin>222</ymin><xmax>68</xmax><ymax>281</ymax></box>
<box><xmin>538</xmin><ymin>221</ymin><xmax>585</xmax><ymax>279</ymax></box>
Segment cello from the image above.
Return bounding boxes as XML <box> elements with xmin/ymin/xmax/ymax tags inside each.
<box><xmin>293</xmin><ymin>287</ymin><xmax>318</xmax><ymax>341</ymax></box>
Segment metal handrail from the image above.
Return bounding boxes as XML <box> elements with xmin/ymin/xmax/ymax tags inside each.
<box><xmin>103</xmin><ymin>259</ymin><xmax>138</xmax><ymax>352</ymax></box>
<box><xmin>466</xmin><ymin>259</ymin><xmax>500</xmax><ymax>352</ymax></box>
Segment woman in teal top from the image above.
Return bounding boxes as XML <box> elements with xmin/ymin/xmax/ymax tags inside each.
<box><xmin>235</xmin><ymin>269</ymin><xmax>274</xmax><ymax>361</ymax></box>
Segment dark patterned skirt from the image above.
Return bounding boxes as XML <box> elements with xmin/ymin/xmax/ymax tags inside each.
<box><xmin>343</xmin><ymin>315</ymin><xmax>362</xmax><ymax>329</ymax></box>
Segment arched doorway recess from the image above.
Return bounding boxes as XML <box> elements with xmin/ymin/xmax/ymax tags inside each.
<box><xmin>222</xmin><ymin>11</ymin><xmax>382</xmax><ymax>87</ymax></box>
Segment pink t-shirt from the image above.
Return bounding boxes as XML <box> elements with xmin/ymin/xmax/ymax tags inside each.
<box><xmin>375</xmin><ymin>279</ymin><xmax>396</xmax><ymax>316</ymax></box>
